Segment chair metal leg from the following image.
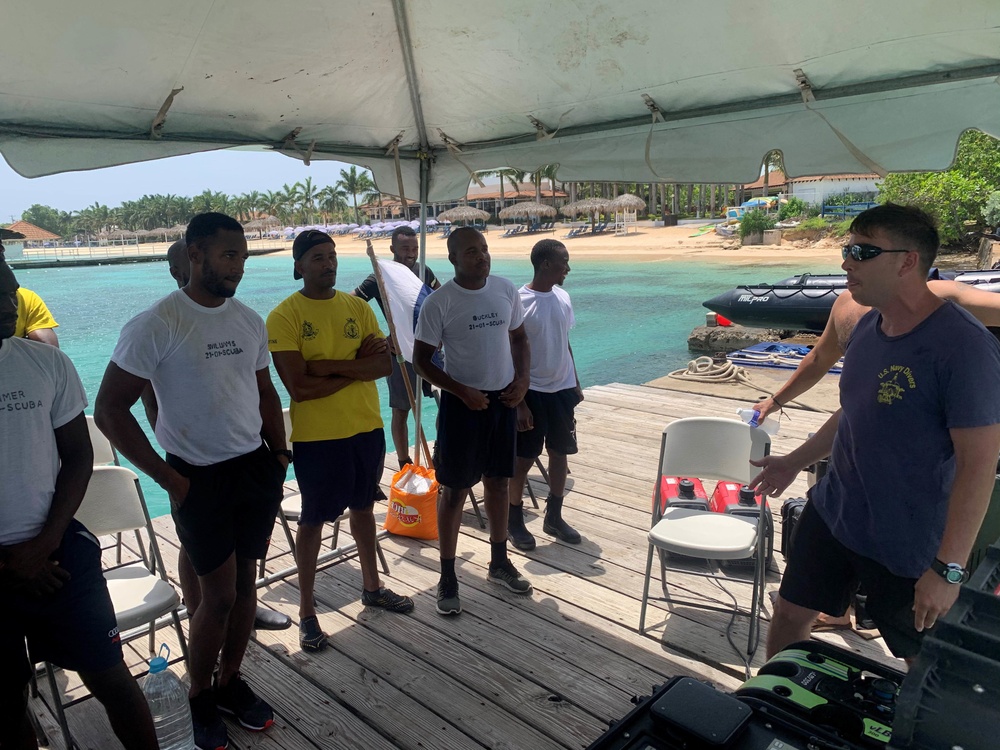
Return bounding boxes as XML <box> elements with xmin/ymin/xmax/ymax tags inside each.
<box><xmin>639</xmin><ymin>543</ymin><xmax>655</xmax><ymax>635</ymax></box>
<box><xmin>278</xmin><ymin>508</ymin><xmax>296</xmax><ymax>556</ymax></box>
<box><xmin>535</xmin><ymin>457</ymin><xmax>550</xmax><ymax>485</ymax></box>
<box><xmin>171</xmin><ymin>610</ymin><xmax>190</xmax><ymax>664</ymax></box>
<box><xmin>375</xmin><ymin>538</ymin><xmax>390</xmax><ymax>575</ymax></box>
<box><xmin>468</xmin><ymin>487</ymin><xmax>486</xmax><ymax>529</ymax></box>
<box><xmin>332</xmin><ymin>518</ymin><xmax>340</xmax><ymax>549</ymax></box>
<box><xmin>45</xmin><ymin>663</ymin><xmax>76</xmax><ymax>750</ymax></box>
<box><xmin>524</xmin><ymin>476</ymin><xmax>540</xmax><ymax>509</ymax></box>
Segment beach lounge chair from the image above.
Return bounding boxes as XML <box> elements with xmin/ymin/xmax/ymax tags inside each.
<box><xmin>639</xmin><ymin>417</ymin><xmax>770</xmax><ymax>663</ymax></box>
<box><xmin>40</xmin><ymin>465</ymin><xmax>188</xmax><ymax>750</ymax></box>
<box><xmin>499</xmin><ymin>224</ymin><xmax>519</xmax><ymax>238</ymax></box>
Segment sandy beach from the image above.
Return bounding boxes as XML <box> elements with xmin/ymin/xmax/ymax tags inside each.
<box><xmin>260</xmin><ymin>223</ymin><xmax>848</xmax><ymax>268</ymax></box>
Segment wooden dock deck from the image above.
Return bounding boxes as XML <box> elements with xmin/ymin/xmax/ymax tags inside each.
<box><xmin>29</xmin><ymin>383</ymin><xmax>898</xmax><ymax>750</ymax></box>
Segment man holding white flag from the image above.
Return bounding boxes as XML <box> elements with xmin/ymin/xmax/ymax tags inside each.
<box><xmin>354</xmin><ymin>226</ymin><xmax>439</xmax><ymax>469</ymax></box>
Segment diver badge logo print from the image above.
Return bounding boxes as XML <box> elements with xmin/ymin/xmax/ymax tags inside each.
<box><xmin>876</xmin><ymin>365</ymin><xmax>916</xmax><ymax>405</ymax></box>
<box><xmin>344</xmin><ymin>318</ymin><xmax>360</xmax><ymax>339</ymax></box>
<box><xmin>301</xmin><ymin>320</ymin><xmax>318</xmax><ymax>341</ymax></box>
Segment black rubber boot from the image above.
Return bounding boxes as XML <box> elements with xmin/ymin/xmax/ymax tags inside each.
<box><xmin>507</xmin><ymin>503</ymin><xmax>536</xmax><ymax>551</ymax></box>
<box><xmin>542</xmin><ymin>495</ymin><xmax>581</xmax><ymax>544</ymax></box>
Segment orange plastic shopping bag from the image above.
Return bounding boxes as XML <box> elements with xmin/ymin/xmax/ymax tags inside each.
<box><xmin>384</xmin><ymin>463</ymin><xmax>439</xmax><ymax>540</ymax></box>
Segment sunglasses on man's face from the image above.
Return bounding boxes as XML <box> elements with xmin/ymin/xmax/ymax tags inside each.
<box><xmin>842</xmin><ymin>243</ymin><xmax>911</xmax><ymax>262</ymax></box>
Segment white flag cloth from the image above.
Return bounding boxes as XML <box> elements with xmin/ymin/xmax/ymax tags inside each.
<box><xmin>376</xmin><ymin>259</ymin><xmax>434</xmax><ymax>362</ymax></box>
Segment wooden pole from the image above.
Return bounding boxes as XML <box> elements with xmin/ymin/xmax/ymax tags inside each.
<box><xmin>364</xmin><ymin>240</ymin><xmax>433</xmax><ymax>467</ymax></box>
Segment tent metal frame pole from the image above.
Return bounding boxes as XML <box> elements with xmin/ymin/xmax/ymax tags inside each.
<box><xmin>413</xmin><ymin>156</ymin><xmax>431</xmax><ymax>456</ymax></box>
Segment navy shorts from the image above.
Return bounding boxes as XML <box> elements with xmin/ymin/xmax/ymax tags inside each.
<box><xmin>387</xmin><ymin>358</ymin><xmax>432</xmax><ymax>411</ymax></box>
<box><xmin>2</xmin><ymin>520</ymin><xmax>123</xmax><ymax>690</ymax></box>
<box><xmin>294</xmin><ymin>429</ymin><xmax>386</xmax><ymax>524</ymax></box>
<box><xmin>516</xmin><ymin>388</ymin><xmax>581</xmax><ymax>459</ymax></box>
<box><xmin>436</xmin><ymin>390</ymin><xmax>516</xmax><ymax>489</ymax></box>
<box><xmin>167</xmin><ymin>443</ymin><xmax>285</xmax><ymax>576</ymax></box>
<box><xmin>779</xmin><ymin>500</ymin><xmax>923</xmax><ymax>658</ymax></box>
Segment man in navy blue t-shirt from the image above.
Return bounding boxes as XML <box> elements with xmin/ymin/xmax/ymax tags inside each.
<box><xmin>751</xmin><ymin>204</ymin><xmax>1000</xmax><ymax>660</ymax></box>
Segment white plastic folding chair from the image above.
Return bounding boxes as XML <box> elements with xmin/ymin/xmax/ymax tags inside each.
<box><xmin>638</xmin><ymin>417</ymin><xmax>771</xmax><ymax>659</ymax></box>
<box><xmin>42</xmin><ymin>465</ymin><xmax>186</xmax><ymax>749</ymax></box>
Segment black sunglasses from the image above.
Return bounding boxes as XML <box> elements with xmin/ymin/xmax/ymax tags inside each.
<box><xmin>842</xmin><ymin>243</ymin><xmax>911</xmax><ymax>262</ymax></box>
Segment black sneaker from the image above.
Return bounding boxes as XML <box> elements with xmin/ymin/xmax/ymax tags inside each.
<box><xmin>190</xmin><ymin>690</ymin><xmax>228</xmax><ymax>750</ymax></box>
<box><xmin>436</xmin><ymin>576</ymin><xmax>462</xmax><ymax>615</ymax></box>
<box><xmin>215</xmin><ymin>673</ymin><xmax>274</xmax><ymax>731</ymax></box>
<box><xmin>362</xmin><ymin>586</ymin><xmax>415</xmax><ymax>613</ymax></box>
<box><xmin>488</xmin><ymin>559</ymin><xmax>533</xmax><ymax>594</ymax></box>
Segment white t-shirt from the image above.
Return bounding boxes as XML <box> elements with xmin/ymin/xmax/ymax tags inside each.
<box><xmin>519</xmin><ymin>284</ymin><xmax>577</xmax><ymax>392</ymax></box>
<box><xmin>111</xmin><ymin>290</ymin><xmax>270</xmax><ymax>466</ymax></box>
<box><xmin>0</xmin><ymin>337</ymin><xmax>88</xmax><ymax>545</ymax></box>
<box><xmin>415</xmin><ymin>276</ymin><xmax>524</xmax><ymax>391</ymax></box>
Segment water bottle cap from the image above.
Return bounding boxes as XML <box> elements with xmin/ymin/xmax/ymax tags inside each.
<box><xmin>148</xmin><ymin>643</ymin><xmax>171</xmax><ymax>674</ymax></box>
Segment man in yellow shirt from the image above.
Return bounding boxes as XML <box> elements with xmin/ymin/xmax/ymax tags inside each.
<box><xmin>0</xmin><ymin>241</ymin><xmax>59</xmax><ymax>346</ymax></box>
<box><xmin>267</xmin><ymin>230</ymin><xmax>414</xmax><ymax>653</ymax></box>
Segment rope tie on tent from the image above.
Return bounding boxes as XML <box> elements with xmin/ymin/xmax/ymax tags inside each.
<box><xmin>642</xmin><ymin>94</ymin><xmax>666</xmax><ymax>179</ymax></box>
<box><xmin>437</xmin><ymin>129</ymin><xmax>485</xmax><ymax>187</ymax></box>
<box><xmin>794</xmin><ymin>68</ymin><xmax>888</xmax><ymax>177</ymax></box>
<box><xmin>149</xmin><ymin>87</ymin><xmax>184</xmax><ymax>140</ymax></box>
<box><xmin>527</xmin><ymin>111</ymin><xmax>571</xmax><ymax>141</ymax></box>
<box><xmin>303</xmin><ymin>139</ymin><xmax>316</xmax><ymax>166</ymax></box>
<box><xmin>667</xmin><ymin>356</ymin><xmax>829</xmax><ymax>413</ymax></box>
<box><xmin>385</xmin><ymin>132</ymin><xmax>409</xmax><ymax>211</ymax></box>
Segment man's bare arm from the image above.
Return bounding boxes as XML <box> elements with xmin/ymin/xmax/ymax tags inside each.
<box><xmin>256</xmin><ymin>367</ymin><xmax>288</xmax><ymax>456</ymax></box>
<box><xmin>928</xmin><ymin>279</ymin><xmax>1000</xmax><ymax>327</ymax></box>
<box><xmin>913</xmin><ymin>422</ymin><xmax>1000</xmax><ymax>631</ymax></box>
<box><xmin>0</xmin><ymin>413</ymin><xmax>93</xmax><ymax>594</ymax></box>
<box><xmin>413</xmin><ymin>340</ymin><xmax>487</xmax><ymax>410</ymax></box>
<box><xmin>500</xmin><ymin>324</ymin><xmax>530</xmax><ymax>407</ymax></box>
<box><xmin>26</xmin><ymin>328</ymin><xmax>59</xmax><ymax>347</ymax></box>
<box><xmin>754</xmin><ymin>294</ymin><xmax>851</xmax><ymax>420</ymax></box>
<box><xmin>303</xmin><ymin>334</ymin><xmax>391</xmax><ymax>381</ymax></box>
<box><xmin>271</xmin><ymin>350</ymin><xmax>353</xmax><ymax>402</ymax></box>
<box><xmin>94</xmin><ymin>363</ymin><xmax>186</xmax><ymax>507</ymax></box>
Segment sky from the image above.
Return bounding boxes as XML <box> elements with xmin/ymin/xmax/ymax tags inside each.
<box><xmin>0</xmin><ymin>149</ymin><xmax>357</xmax><ymax>224</ymax></box>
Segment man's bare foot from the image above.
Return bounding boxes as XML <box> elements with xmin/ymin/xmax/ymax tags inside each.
<box><xmin>813</xmin><ymin>610</ymin><xmax>853</xmax><ymax>631</ymax></box>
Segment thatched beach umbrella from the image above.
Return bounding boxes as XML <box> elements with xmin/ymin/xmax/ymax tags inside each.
<box><xmin>244</xmin><ymin>215</ymin><xmax>280</xmax><ymax>230</ymax></box>
<box><xmin>560</xmin><ymin>197</ymin><xmax>609</xmax><ymax>217</ymax></box>
<box><xmin>437</xmin><ymin>206</ymin><xmax>490</xmax><ymax>224</ymax></box>
<box><xmin>498</xmin><ymin>201</ymin><xmax>557</xmax><ymax>220</ymax></box>
<box><xmin>608</xmin><ymin>193</ymin><xmax>646</xmax><ymax>212</ymax></box>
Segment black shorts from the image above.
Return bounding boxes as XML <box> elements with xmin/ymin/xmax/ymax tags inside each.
<box><xmin>436</xmin><ymin>389</ymin><xmax>516</xmax><ymax>489</ymax></box>
<box><xmin>167</xmin><ymin>443</ymin><xmax>285</xmax><ymax>576</ymax></box>
<box><xmin>387</xmin><ymin>358</ymin><xmax>432</xmax><ymax>411</ymax></box>
<box><xmin>779</xmin><ymin>501</ymin><xmax>923</xmax><ymax>658</ymax></box>
<box><xmin>2</xmin><ymin>520</ymin><xmax>123</xmax><ymax>690</ymax></box>
<box><xmin>516</xmin><ymin>388</ymin><xmax>580</xmax><ymax>459</ymax></box>
<box><xmin>294</xmin><ymin>429</ymin><xmax>386</xmax><ymax>524</ymax></box>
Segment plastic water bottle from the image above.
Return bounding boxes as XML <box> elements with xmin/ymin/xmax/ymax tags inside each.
<box><xmin>142</xmin><ymin>644</ymin><xmax>195</xmax><ymax>750</ymax></box>
<box><xmin>736</xmin><ymin>408</ymin><xmax>780</xmax><ymax>435</ymax></box>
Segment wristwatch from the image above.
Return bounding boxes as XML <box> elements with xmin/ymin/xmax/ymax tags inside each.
<box><xmin>273</xmin><ymin>449</ymin><xmax>293</xmax><ymax>464</ymax></box>
<box><xmin>930</xmin><ymin>558</ymin><xmax>969</xmax><ymax>584</ymax></box>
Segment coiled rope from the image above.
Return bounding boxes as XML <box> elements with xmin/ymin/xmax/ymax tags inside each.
<box><xmin>667</xmin><ymin>356</ymin><xmax>831</xmax><ymax>413</ymax></box>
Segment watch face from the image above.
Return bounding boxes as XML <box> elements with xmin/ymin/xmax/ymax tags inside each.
<box><xmin>946</xmin><ymin>568</ymin><xmax>965</xmax><ymax>584</ymax></box>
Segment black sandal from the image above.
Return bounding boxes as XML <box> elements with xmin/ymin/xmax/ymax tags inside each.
<box><xmin>298</xmin><ymin>615</ymin><xmax>328</xmax><ymax>652</ymax></box>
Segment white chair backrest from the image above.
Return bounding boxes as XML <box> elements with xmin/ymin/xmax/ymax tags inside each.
<box><xmin>282</xmin><ymin>407</ymin><xmax>292</xmax><ymax>442</ymax></box>
<box><xmin>660</xmin><ymin>417</ymin><xmax>770</xmax><ymax>485</ymax></box>
<box><xmin>75</xmin><ymin>466</ymin><xmax>148</xmax><ymax>536</ymax></box>
<box><xmin>86</xmin><ymin>415</ymin><xmax>117</xmax><ymax>466</ymax></box>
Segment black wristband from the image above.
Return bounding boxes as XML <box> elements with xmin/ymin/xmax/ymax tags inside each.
<box><xmin>273</xmin><ymin>449</ymin><xmax>293</xmax><ymax>463</ymax></box>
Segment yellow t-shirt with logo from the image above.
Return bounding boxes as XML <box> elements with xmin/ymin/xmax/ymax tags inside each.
<box><xmin>15</xmin><ymin>288</ymin><xmax>58</xmax><ymax>338</ymax></box>
<box><xmin>266</xmin><ymin>291</ymin><xmax>384</xmax><ymax>442</ymax></box>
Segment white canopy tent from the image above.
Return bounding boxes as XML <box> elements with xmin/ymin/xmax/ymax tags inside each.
<box><xmin>2</xmin><ymin>1</ymin><xmax>999</xmax><ymax>203</ymax></box>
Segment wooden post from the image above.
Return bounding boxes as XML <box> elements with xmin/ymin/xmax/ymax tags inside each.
<box><xmin>365</xmin><ymin>240</ymin><xmax>433</xmax><ymax>467</ymax></box>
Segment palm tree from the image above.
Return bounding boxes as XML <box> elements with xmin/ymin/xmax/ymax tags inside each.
<box><xmin>530</xmin><ymin>164</ymin><xmax>559</xmax><ymax>204</ymax></box>
<box><xmin>336</xmin><ymin>166</ymin><xmax>377</xmax><ymax>225</ymax></box>
<box><xmin>477</xmin><ymin>168</ymin><xmax>525</xmax><ymax>215</ymax></box>
<box><xmin>294</xmin><ymin>177</ymin><xmax>319</xmax><ymax>224</ymax></box>
<box><xmin>317</xmin><ymin>185</ymin><xmax>349</xmax><ymax>223</ymax></box>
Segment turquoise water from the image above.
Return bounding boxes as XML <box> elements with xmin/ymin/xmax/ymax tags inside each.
<box><xmin>14</xmin><ymin>254</ymin><xmax>837</xmax><ymax>516</ymax></box>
